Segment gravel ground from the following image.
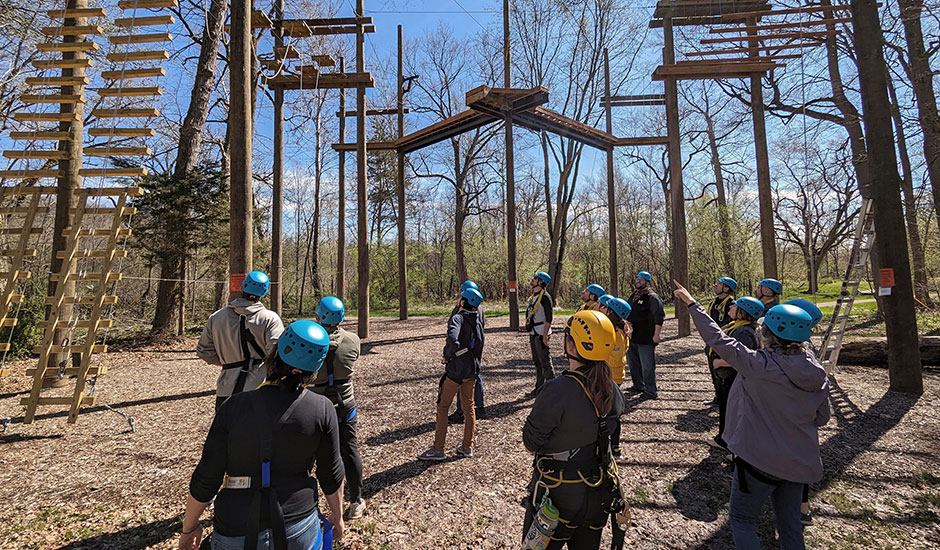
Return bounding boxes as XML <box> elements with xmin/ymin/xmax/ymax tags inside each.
<box><xmin>0</xmin><ymin>314</ymin><xmax>937</xmax><ymax>549</ymax></box>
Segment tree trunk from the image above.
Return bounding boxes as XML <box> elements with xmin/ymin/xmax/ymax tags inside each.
<box><xmin>455</xmin><ymin>188</ymin><xmax>467</xmax><ymax>284</ymax></box>
<box><xmin>887</xmin><ymin>69</ymin><xmax>932</xmax><ymax>306</ymax></box>
<box><xmin>896</xmin><ymin>0</ymin><xmax>940</xmax><ymax>236</ymax></box>
<box><xmin>152</xmin><ymin>254</ymin><xmax>184</xmax><ymax>338</ymax></box>
<box><xmin>705</xmin><ymin>111</ymin><xmax>736</xmax><ymax>276</ymax></box>
<box><xmin>312</xmin><ymin>102</ymin><xmax>322</xmax><ymax>296</ymax></box>
<box><xmin>229</xmin><ymin>0</ymin><xmax>253</xmax><ymax>297</ymax></box>
<box><xmin>851</xmin><ymin>0</ymin><xmax>923</xmax><ymax>394</ymax></box>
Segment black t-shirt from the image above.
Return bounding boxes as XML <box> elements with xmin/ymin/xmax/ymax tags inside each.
<box><xmin>189</xmin><ymin>385</ymin><xmax>345</xmax><ymax>536</ymax></box>
<box><xmin>627</xmin><ymin>289</ymin><xmax>666</xmax><ymax>345</ymax></box>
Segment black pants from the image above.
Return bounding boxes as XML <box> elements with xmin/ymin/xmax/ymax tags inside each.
<box><xmin>530</xmin><ymin>334</ymin><xmax>555</xmax><ymax>392</ymax></box>
<box><xmin>714</xmin><ymin>367</ymin><xmax>737</xmax><ymax>441</ymax></box>
<box><xmin>523</xmin><ymin>470</ymin><xmax>607</xmax><ymax>549</ymax></box>
<box><xmin>339</xmin><ymin>407</ymin><xmax>364</xmax><ymax>502</ymax></box>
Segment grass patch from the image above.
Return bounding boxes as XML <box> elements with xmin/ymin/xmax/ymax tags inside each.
<box><xmin>632</xmin><ymin>487</ymin><xmax>650</xmax><ymax>504</ymax></box>
<box><xmin>911</xmin><ymin>471</ymin><xmax>940</xmax><ymax>489</ymax></box>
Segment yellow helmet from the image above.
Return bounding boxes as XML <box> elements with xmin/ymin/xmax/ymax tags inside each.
<box><xmin>565</xmin><ymin>310</ymin><xmax>616</xmax><ymax>361</ymax></box>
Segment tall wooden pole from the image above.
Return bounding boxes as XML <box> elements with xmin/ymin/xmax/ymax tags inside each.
<box><xmin>230</xmin><ymin>0</ymin><xmax>253</xmax><ymax>293</ymax></box>
<box><xmin>355</xmin><ymin>0</ymin><xmax>369</xmax><ymax>338</ymax></box>
<box><xmin>270</xmin><ymin>0</ymin><xmax>285</xmax><ymax>315</ymax></box>
<box><xmin>504</xmin><ymin>0</ymin><xmax>520</xmax><ymax>329</ymax></box>
<box><xmin>337</xmin><ymin>58</ymin><xmax>347</xmax><ymax>300</ymax></box>
<box><xmin>49</xmin><ymin>0</ymin><xmax>86</xmax><ymax>381</ymax></box>
<box><xmin>850</xmin><ymin>0</ymin><xmax>922</xmax><ymax>393</ymax></box>
<box><xmin>663</xmin><ymin>17</ymin><xmax>690</xmax><ymax>336</ymax></box>
<box><xmin>397</xmin><ymin>25</ymin><xmax>408</xmax><ymax>320</ymax></box>
<box><xmin>748</xmin><ymin>17</ymin><xmax>778</xmax><ymax>279</ymax></box>
<box><xmin>604</xmin><ymin>48</ymin><xmax>619</xmax><ymax>296</ymax></box>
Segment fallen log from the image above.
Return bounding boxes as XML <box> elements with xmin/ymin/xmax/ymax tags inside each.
<box><xmin>836</xmin><ymin>336</ymin><xmax>940</xmax><ymax>366</ymax></box>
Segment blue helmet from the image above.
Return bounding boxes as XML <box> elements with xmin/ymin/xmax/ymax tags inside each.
<box><xmin>460</xmin><ymin>280</ymin><xmax>478</xmax><ymax>292</ymax></box>
<box><xmin>758</xmin><ymin>278</ymin><xmax>783</xmax><ymax>295</ymax></box>
<box><xmin>786</xmin><ymin>298</ymin><xmax>823</xmax><ymax>329</ymax></box>
<box><xmin>586</xmin><ymin>283</ymin><xmax>606</xmax><ymax>298</ymax></box>
<box><xmin>598</xmin><ymin>294</ymin><xmax>613</xmax><ymax>307</ymax></box>
<box><xmin>764</xmin><ymin>304</ymin><xmax>813</xmax><ymax>343</ymax></box>
<box><xmin>606</xmin><ymin>296</ymin><xmax>632</xmax><ymax>321</ymax></box>
<box><xmin>277</xmin><ymin>320</ymin><xmax>330</xmax><ymax>372</ymax></box>
<box><xmin>535</xmin><ymin>271</ymin><xmax>551</xmax><ymax>285</ymax></box>
<box><xmin>242</xmin><ymin>271</ymin><xmax>270</xmax><ymax>297</ymax></box>
<box><xmin>461</xmin><ymin>288</ymin><xmax>483</xmax><ymax>307</ymax></box>
<box><xmin>315</xmin><ymin>296</ymin><xmax>345</xmax><ymax>325</ymax></box>
<box><xmin>637</xmin><ymin>271</ymin><xmax>652</xmax><ymax>282</ymax></box>
<box><xmin>718</xmin><ymin>277</ymin><xmax>738</xmax><ymax>291</ymax></box>
<box><xmin>734</xmin><ymin>296</ymin><xmax>765</xmax><ymax>320</ymax></box>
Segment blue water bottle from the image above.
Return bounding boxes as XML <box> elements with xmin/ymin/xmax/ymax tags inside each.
<box><xmin>321</xmin><ymin>517</ymin><xmax>333</xmax><ymax>549</ymax></box>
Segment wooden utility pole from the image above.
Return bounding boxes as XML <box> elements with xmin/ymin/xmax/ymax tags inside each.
<box><xmin>49</xmin><ymin>0</ymin><xmax>86</xmax><ymax>381</ymax></box>
<box><xmin>663</xmin><ymin>16</ymin><xmax>690</xmax><ymax>336</ymax></box>
<box><xmin>503</xmin><ymin>0</ymin><xmax>520</xmax><ymax>329</ymax></box>
<box><xmin>850</xmin><ymin>0</ymin><xmax>922</xmax><ymax>393</ymax></box>
<box><xmin>603</xmin><ymin>48</ymin><xmax>619</xmax><ymax>296</ymax></box>
<box><xmin>355</xmin><ymin>0</ymin><xmax>369</xmax><ymax>338</ymax></box>
<box><xmin>230</xmin><ymin>0</ymin><xmax>253</xmax><ymax>291</ymax></box>
<box><xmin>748</xmin><ymin>17</ymin><xmax>778</xmax><ymax>279</ymax></box>
<box><xmin>397</xmin><ymin>25</ymin><xmax>408</xmax><ymax>320</ymax></box>
<box><xmin>271</xmin><ymin>0</ymin><xmax>285</xmax><ymax>315</ymax></box>
<box><xmin>337</xmin><ymin>57</ymin><xmax>347</xmax><ymax>300</ymax></box>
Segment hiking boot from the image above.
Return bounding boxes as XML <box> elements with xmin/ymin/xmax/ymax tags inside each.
<box><xmin>448</xmin><ymin>411</ymin><xmax>465</xmax><ymax>424</ymax></box>
<box><xmin>625</xmin><ymin>386</ymin><xmax>644</xmax><ymax>394</ymax></box>
<box><xmin>707</xmin><ymin>435</ymin><xmax>728</xmax><ymax>450</ymax></box>
<box><xmin>640</xmin><ymin>392</ymin><xmax>658</xmax><ymax>400</ymax></box>
<box><xmin>703</xmin><ymin>399</ymin><xmax>716</xmax><ymax>406</ymax></box>
<box><xmin>456</xmin><ymin>446</ymin><xmax>473</xmax><ymax>458</ymax></box>
<box><xmin>801</xmin><ymin>512</ymin><xmax>813</xmax><ymax>526</ymax></box>
<box><xmin>417</xmin><ymin>448</ymin><xmax>445</xmax><ymax>461</ymax></box>
<box><xmin>612</xmin><ymin>447</ymin><xmax>622</xmax><ymax>459</ymax></box>
<box><xmin>475</xmin><ymin>406</ymin><xmax>486</xmax><ymax>419</ymax></box>
<box><xmin>344</xmin><ymin>499</ymin><xmax>366</xmax><ymax>521</ymax></box>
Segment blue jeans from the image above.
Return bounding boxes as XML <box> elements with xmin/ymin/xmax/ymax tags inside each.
<box><xmin>455</xmin><ymin>374</ymin><xmax>483</xmax><ymax>414</ymax></box>
<box><xmin>212</xmin><ymin>508</ymin><xmax>322</xmax><ymax>550</ymax></box>
<box><xmin>627</xmin><ymin>343</ymin><xmax>657</xmax><ymax>396</ymax></box>
<box><xmin>730</xmin><ymin>464</ymin><xmax>805</xmax><ymax>550</ymax></box>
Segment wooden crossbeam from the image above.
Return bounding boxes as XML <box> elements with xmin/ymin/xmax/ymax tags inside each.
<box><xmin>652</xmin><ymin>0</ymin><xmax>770</xmax><ymax>19</ymax></box>
<box><xmin>84</xmin><ymin>147</ymin><xmax>152</xmax><ymax>156</ymax></box>
<box><xmin>312</xmin><ymin>55</ymin><xmax>336</xmax><ymax>67</ymax></box>
<box><xmin>0</xmin><ymin>169</ymin><xmax>63</xmax><ymax>178</ymax></box>
<box><xmin>9</xmin><ymin>131</ymin><xmax>72</xmax><ymax>140</ymax></box>
<box><xmin>47</xmin><ymin>7</ymin><xmax>107</xmax><ymax>17</ymax></box>
<box><xmin>45</xmin><ymin>295</ymin><xmax>119</xmax><ymax>306</ymax></box>
<box><xmin>652</xmin><ymin>59</ymin><xmax>783</xmax><ymax>80</ymax></box>
<box><xmin>21</xmin><ymin>396</ymin><xmax>96</xmax><ymax>407</ymax></box>
<box><xmin>67</xmin><ymin>207</ymin><xmax>137</xmax><ymax>215</ymax></box>
<box><xmin>0</xmin><ymin>204</ymin><xmax>49</xmax><ymax>214</ymax></box>
<box><xmin>91</xmin><ymin>108</ymin><xmax>159</xmax><ymax>118</ymax></box>
<box><xmin>79</xmin><ymin>167</ymin><xmax>148</xmax><ymax>177</ymax></box>
<box><xmin>114</xmin><ymin>15</ymin><xmax>175</xmax><ymax>26</ymax></box>
<box><xmin>37</xmin><ymin>41</ymin><xmax>99</xmax><ymax>52</ymax></box>
<box><xmin>118</xmin><ymin>0</ymin><xmax>179</xmax><ymax>9</ymax></box>
<box><xmin>0</xmin><ymin>270</ymin><xmax>32</xmax><ymax>279</ymax></box>
<box><xmin>700</xmin><ymin>31</ymin><xmax>839</xmax><ymax>44</ymax></box>
<box><xmin>722</xmin><ymin>4</ymin><xmax>855</xmax><ymax>21</ymax></box>
<box><xmin>710</xmin><ymin>18</ymin><xmax>851</xmax><ymax>34</ymax></box>
<box><xmin>48</xmin><ymin>272</ymin><xmax>123</xmax><ymax>283</ymax></box>
<box><xmin>0</xmin><ymin>319</ymin><xmax>18</xmax><ymax>327</ymax></box>
<box><xmin>109</xmin><ymin>32</ymin><xmax>172</xmax><ymax>45</ymax></box>
<box><xmin>265</xmin><ymin>72</ymin><xmax>375</xmax><ymax>90</ymax></box>
<box><xmin>308</xmin><ymin>25</ymin><xmax>375</xmax><ymax>36</ymax></box>
<box><xmin>21</xmin><ymin>94</ymin><xmax>85</xmax><ymax>104</ymax></box>
<box><xmin>96</xmin><ymin>86</ymin><xmax>162</xmax><ymax>97</ymax></box>
<box><xmin>25</xmin><ymin>76</ymin><xmax>89</xmax><ymax>87</ymax></box>
<box><xmin>331</xmin><ymin>141</ymin><xmax>398</xmax><ymax>152</ymax></box>
<box><xmin>27</xmin><ymin>366</ymin><xmax>106</xmax><ymax>377</ymax></box>
<box><xmin>3</xmin><ymin>150</ymin><xmax>69</xmax><ymax>160</ymax></box>
<box><xmin>33</xmin><ymin>344</ymin><xmax>107</xmax><ymax>354</ymax></box>
<box><xmin>0</xmin><ymin>227</ymin><xmax>42</xmax><ymax>235</ymax></box>
<box><xmin>62</xmin><ymin>228</ymin><xmax>133</xmax><ymax>237</ymax></box>
<box><xmin>106</xmin><ymin>50</ymin><xmax>169</xmax><ymax>62</ymax></box>
<box><xmin>0</xmin><ymin>248</ymin><xmax>38</xmax><ymax>256</ymax></box>
<box><xmin>87</xmin><ymin>127</ymin><xmax>155</xmax><ymax>138</ymax></box>
<box><xmin>3</xmin><ymin>185</ymin><xmax>142</xmax><ymax>196</ymax></box>
<box><xmin>336</xmin><ymin>108</ymin><xmax>410</xmax><ymax>117</ymax></box>
<box><xmin>13</xmin><ymin>112</ymin><xmax>80</xmax><ymax>122</ymax></box>
<box><xmin>102</xmin><ymin>67</ymin><xmax>165</xmax><ymax>79</ymax></box>
<box><xmin>277</xmin><ymin>20</ymin><xmax>312</xmax><ymax>37</ymax></box>
<box><xmin>686</xmin><ymin>41</ymin><xmax>823</xmax><ymax>56</ymax></box>
<box><xmin>41</xmin><ymin>25</ymin><xmax>103</xmax><ymax>36</ymax></box>
<box><xmin>37</xmin><ymin>319</ymin><xmax>115</xmax><ymax>330</ymax></box>
<box><xmin>273</xmin><ymin>45</ymin><xmax>300</xmax><ymax>59</ymax></box>
<box><xmin>32</xmin><ymin>59</ymin><xmax>93</xmax><ymax>70</ymax></box>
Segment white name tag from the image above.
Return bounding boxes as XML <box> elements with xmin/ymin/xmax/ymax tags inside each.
<box><xmin>225</xmin><ymin>476</ymin><xmax>251</xmax><ymax>489</ymax></box>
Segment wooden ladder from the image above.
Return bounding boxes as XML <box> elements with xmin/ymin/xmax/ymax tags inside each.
<box><xmin>21</xmin><ymin>186</ymin><xmax>142</xmax><ymax>424</ymax></box>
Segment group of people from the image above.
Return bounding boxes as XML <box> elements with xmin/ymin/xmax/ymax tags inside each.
<box><xmin>178</xmin><ymin>267</ymin><xmax>831</xmax><ymax>550</ymax></box>
<box><xmin>182</xmin><ymin>272</ymin><xmax>365</xmax><ymax>549</ymax></box>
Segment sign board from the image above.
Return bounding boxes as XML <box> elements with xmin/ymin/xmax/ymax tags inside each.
<box><xmin>879</xmin><ymin>268</ymin><xmax>895</xmax><ymax>288</ymax></box>
<box><xmin>878</xmin><ymin>287</ymin><xmax>892</xmax><ymax>296</ymax></box>
<box><xmin>508</xmin><ymin>280</ymin><xmax>517</xmax><ymax>293</ymax></box>
<box><xmin>230</xmin><ymin>273</ymin><xmax>247</xmax><ymax>292</ymax></box>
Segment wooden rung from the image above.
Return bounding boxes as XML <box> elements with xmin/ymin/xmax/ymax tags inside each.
<box><xmin>88</xmin><ymin>127</ymin><xmax>155</xmax><ymax>137</ymax></box>
<box><xmin>0</xmin><ymin>344</ymin><xmax>9</xmax><ymax>352</ymax></box>
<box><xmin>0</xmin><ymin>169</ymin><xmax>63</xmax><ymax>178</ymax></box>
<box><xmin>261</xmin><ymin>59</ymin><xmax>283</xmax><ymax>71</ymax></box>
<box><xmin>78</xmin><ymin>168</ymin><xmax>148</xmax><ymax>178</ymax></box>
<box><xmin>119</xmin><ymin>0</ymin><xmax>178</xmax><ymax>9</ymax></box>
<box><xmin>0</xmin><ymin>368</ymin><xmax>8</xmax><ymax>377</ymax></box>
<box><xmin>13</xmin><ymin>112</ymin><xmax>80</xmax><ymax>122</ymax></box>
<box><xmin>41</xmin><ymin>25</ymin><xmax>103</xmax><ymax>36</ymax></box>
<box><xmin>114</xmin><ymin>15</ymin><xmax>175</xmax><ymax>26</ymax></box>
<box><xmin>57</xmin><ymin>249</ymin><xmax>129</xmax><ymax>259</ymax></box>
<box><xmin>38</xmin><ymin>319</ymin><xmax>115</xmax><ymax>329</ymax></box>
<box><xmin>0</xmin><ymin>186</ymin><xmax>141</xmax><ymax>196</ymax></box>
<box><xmin>109</xmin><ymin>32</ymin><xmax>172</xmax><ymax>45</ymax></box>
<box><xmin>9</xmin><ymin>131</ymin><xmax>71</xmax><ymax>141</ymax></box>
<box><xmin>20</xmin><ymin>396</ymin><xmax>96</xmax><ymax>406</ymax></box>
<box><xmin>273</xmin><ymin>45</ymin><xmax>300</xmax><ymax>59</ymax></box>
<box><xmin>84</xmin><ymin>146</ymin><xmax>152</xmax><ymax>156</ymax></box>
<box><xmin>106</xmin><ymin>50</ymin><xmax>169</xmax><ymax>62</ymax></box>
<box><xmin>3</xmin><ymin>150</ymin><xmax>69</xmax><ymax>160</ymax></box>
<box><xmin>46</xmin><ymin>295</ymin><xmax>119</xmax><ymax>306</ymax></box>
<box><xmin>26</xmin><ymin>366</ymin><xmax>107</xmax><ymax>377</ymax></box>
<box><xmin>47</xmin><ymin>8</ymin><xmax>108</xmax><ymax>18</ymax></box>
<box><xmin>68</xmin><ymin>207</ymin><xmax>137</xmax><ymax>216</ymax></box>
<box><xmin>25</xmin><ymin>76</ymin><xmax>89</xmax><ymax>87</ymax></box>
<box><xmin>62</xmin><ymin>228</ymin><xmax>132</xmax><ymax>237</ymax></box>
<box><xmin>102</xmin><ymin>67</ymin><xmax>165</xmax><ymax>80</ymax></box>
<box><xmin>32</xmin><ymin>59</ymin><xmax>93</xmax><ymax>70</ymax></box>
<box><xmin>0</xmin><ymin>270</ymin><xmax>32</xmax><ymax>279</ymax></box>
<box><xmin>48</xmin><ymin>272</ymin><xmax>123</xmax><ymax>283</ymax></box>
<box><xmin>97</xmin><ymin>86</ymin><xmax>162</xmax><ymax>97</ymax></box>
<box><xmin>34</xmin><ymin>344</ymin><xmax>108</xmax><ymax>354</ymax></box>
<box><xmin>0</xmin><ymin>248</ymin><xmax>38</xmax><ymax>257</ymax></box>
<box><xmin>0</xmin><ymin>318</ymin><xmax>18</xmax><ymax>327</ymax></box>
<box><xmin>0</xmin><ymin>228</ymin><xmax>42</xmax><ymax>236</ymax></box>
<box><xmin>37</xmin><ymin>41</ymin><xmax>99</xmax><ymax>52</ymax></box>
<box><xmin>0</xmin><ymin>205</ymin><xmax>49</xmax><ymax>214</ymax></box>
<box><xmin>20</xmin><ymin>94</ymin><xmax>85</xmax><ymax>104</ymax></box>
<box><xmin>5</xmin><ymin>294</ymin><xmax>26</xmax><ymax>303</ymax></box>
<box><xmin>91</xmin><ymin>108</ymin><xmax>159</xmax><ymax>118</ymax></box>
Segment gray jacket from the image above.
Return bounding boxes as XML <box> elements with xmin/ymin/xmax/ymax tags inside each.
<box><xmin>690</xmin><ymin>303</ymin><xmax>830</xmax><ymax>483</ymax></box>
<box><xmin>196</xmin><ymin>299</ymin><xmax>284</xmax><ymax>397</ymax></box>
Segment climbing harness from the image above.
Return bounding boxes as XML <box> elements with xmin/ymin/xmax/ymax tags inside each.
<box><xmin>221</xmin><ymin>314</ymin><xmax>266</xmax><ymax>396</ymax></box>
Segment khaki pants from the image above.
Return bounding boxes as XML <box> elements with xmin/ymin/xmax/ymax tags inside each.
<box><xmin>434</xmin><ymin>377</ymin><xmax>476</xmax><ymax>451</ymax></box>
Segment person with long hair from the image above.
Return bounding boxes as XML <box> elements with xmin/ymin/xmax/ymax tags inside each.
<box><xmin>179</xmin><ymin>320</ymin><xmax>345</xmax><ymax>550</ymax></box>
<box><xmin>522</xmin><ymin>310</ymin><xmax>625</xmax><ymax>549</ymax></box>
<box><xmin>674</xmin><ymin>281</ymin><xmax>829</xmax><ymax>550</ymax></box>
<box><xmin>598</xmin><ymin>295</ymin><xmax>632</xmax><ymax>458</ymax></box>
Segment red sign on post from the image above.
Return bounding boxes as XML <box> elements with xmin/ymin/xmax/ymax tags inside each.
<box><xmin>508</xmin><ymin>280</ymin><xmax>517</xmax><ymax>293</ymax></box>
<box><xmin>879</xmin><ymin>268</ymin><xmax>895</xmax><ymax>288</ymax></box>
<box><xmin>230</xmin><ymin>273</ymin><xmax>247</xmax><ymax>292</ymax></box>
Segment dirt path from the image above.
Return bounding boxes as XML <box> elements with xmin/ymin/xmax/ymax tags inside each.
<box><xmin>0</xmin><ymin>315</ymin><xmax>937</xmax><ymax>549</ymax></box>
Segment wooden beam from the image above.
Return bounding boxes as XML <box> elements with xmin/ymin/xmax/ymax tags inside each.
<box><xmin>13</xmin><ymin>112</ymin><xmax>80</xmax><ymax>122</ymax></box>
<box><xmin>0</xmin><ymin>169</ymin><xmax>63</xmax><ymax>178</ymax></box>
<box><xmin>265</xmin><ymin>72</ymin><xmax>375</xmax><ymax>90</ymax></box>
<box><xmin>10</xmin><ymin>131</ymin><xmax>71</xmax><ymax>140</ymax></box>
<box><xmin>118</xmin><ymin>0</ymin><xmax>179</xmax><ymax>8</ymax></box>
<box><xmin>3</xmin><ymin>150</ymin><xmax>69</xmax><ymax>160</ymax></box>
<box><xmin>25</xmin><ymin>76</ymin><xmax>89</xmax><ymax>87</ymax></box>
<box><xmin>91</xmin><ymin>108</ymin><xmax>159</xmax><ymax>118</ymax></box>
<box><xmin>109</xmin><ymin>32</ymin><xmax>172</xmax><ymax>44</ymax></box>
<box><xmin>652</xmin><ymin>0</ymin><xmax>770</xmax><ymax>19</ymax></box>
<box><xmin>710</xmin><ymin>18</ymin><xmax>851</xmax><ymax>34</ymax></box>
<box><xmin>33</xmin><ymin>59</ymin><xmax>93</xmax><ymax>70</ymax></box>
<box><xmin>97</xmin><ymin>86</ymin><xmax>162</xmax><ymax>97</ymax></box>
<box><xmin>84</xmin><ymin>146</ymin><xmax>152</xmax><ymax>156</ymax></box>
<box><xmin>686</xmin><ymin>41</ymin><xmax>823</xmax><ymax>56</ymax></box>
<box><xmin>336</xmin><ymin>108</ymin><xmax>410</xmax><ymax>117</ymax></box>
<box><xmin>47</xmin><ymin>7</ymin><xmax>107</xmax><ymax>17</ymax></box>
<box><xmin>37</xmin><ymin>41</ymin><xmax>99</xmax><ymax>52</ymax></box>
<box><xmin>603</xmin><ymin>94</ymin><xmax>666</xmax><ymax>101</ymax></box>
<box><xmin>106</xmin><ymin>50</ymin><xmax>169</xmax><ymax>62</ymax></box>
<box><xmin>700</xmin><ymin>30</ymin><xmax>839</xmax><ymax>44</ymax></box>
<box><xmin>78</xmin><ymin>167</ymin><xmax>148</xmax><ymax>177</ymax></box>
<box><xmin>21</xmin><ymin>94</ymin><xmax>85</xmax><ymax>104</ymax></box>
<box><xmin>308</xmin><ymin>25</ymin><xmax>375</xmax><ymax>36</ymax></box>
<box><xmin>114</xmin><ymin>15</ymin><xmax>175</xmax><ymax>26</ymax></box>
<box><xmin>102</xmin><ymin>67</ymin><xmax>165</xmax><ymax>79</ymax></box>
<box><xmin>88</xmin><ymin>127</ymin><xmax>154</xmax><ymax>137</ymax></box>
<box><xmin>332</xmin><ymin>141</ymin><xmax>397</xmax><ymax>152</ymax></box>
<box><xmin>722</xmin><ymin>3</ymin><xmax>856</xmax><ymax>20</ymax></box>
<box><xmin>313</xmin><ymin>55</ymin><xmax>336</xmax><ymax>66</ymax></box>
<box><xmin>41</xmin><ymin>25</ymin><xmax>103</xmax><ymax>36</ymax></box>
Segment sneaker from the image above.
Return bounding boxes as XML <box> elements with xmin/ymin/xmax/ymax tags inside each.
<box><xmin>448</xmin><ymin>411</ymin><xmax>465</xmax><ymax>424</ymax></box>
<box><xmin>475</xmin><ymin>406</ymin><xmax>486</xmax><ymax>419</ymax></box>
<box><xmin>707</xmin><ymin>436</ymin><xmax>728</xmax><ymax>450</ymax></box>
<box><xmin>625</xmin><ymin>386</ymin><xmax>644</xmax><ymax>394</ymax></box>
<box><xmin>703</xmin><ymin>399</ymin><xmax>716</xmax><ymax>406</ymax></box>
<box><xmin>525</xmin><ymin>389</ymin><xmax>540</xmax><ymax>398</ymax></box>
<box><xmin>456</xmin><ymin>446</ymin><xmax>473</xmax><ymax>458</ymax></box>
<box><xmin>640</xmin><ymin>392</ymin><xmax>658</xmax><ymax>400</ymax></box>
<box><xmin>801</xmin><ymin>512</ymin><xmax>813</xmax><ymax>526</ymax></box>
<box><xmin>612</xmin><ymin>447</ymin><xmax>622</xmax><ymax>458</ymax></box>
<box><xmin>417</xmin><ymin>447</ymin><xmax>445</xmax><ymax>461</ymax></box>
<box><xmin>344</xmin><ymin>499</ymin><xmax>366</xmax><ymax>521</ymax></box>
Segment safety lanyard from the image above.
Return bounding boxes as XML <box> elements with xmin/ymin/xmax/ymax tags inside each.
<box><xmin>527</xmin><ymin>288</ymin><xmax>546</xmax><ymax>323</ymax></box>
<box><xmin>707</xmin><ymin>320</ymin><xmax>750</xmax><ymax>357</ymax></box>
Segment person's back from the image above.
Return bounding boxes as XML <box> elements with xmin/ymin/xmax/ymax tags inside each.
<box><xmin>445</xmin><ymin>309</ymin><xmax>484</xmax><ymax>382</ymax></box>
<box><xmin>312</xmin><ymin>326</ymin><xmax>360</xmax><ymax>406</ymax></box>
